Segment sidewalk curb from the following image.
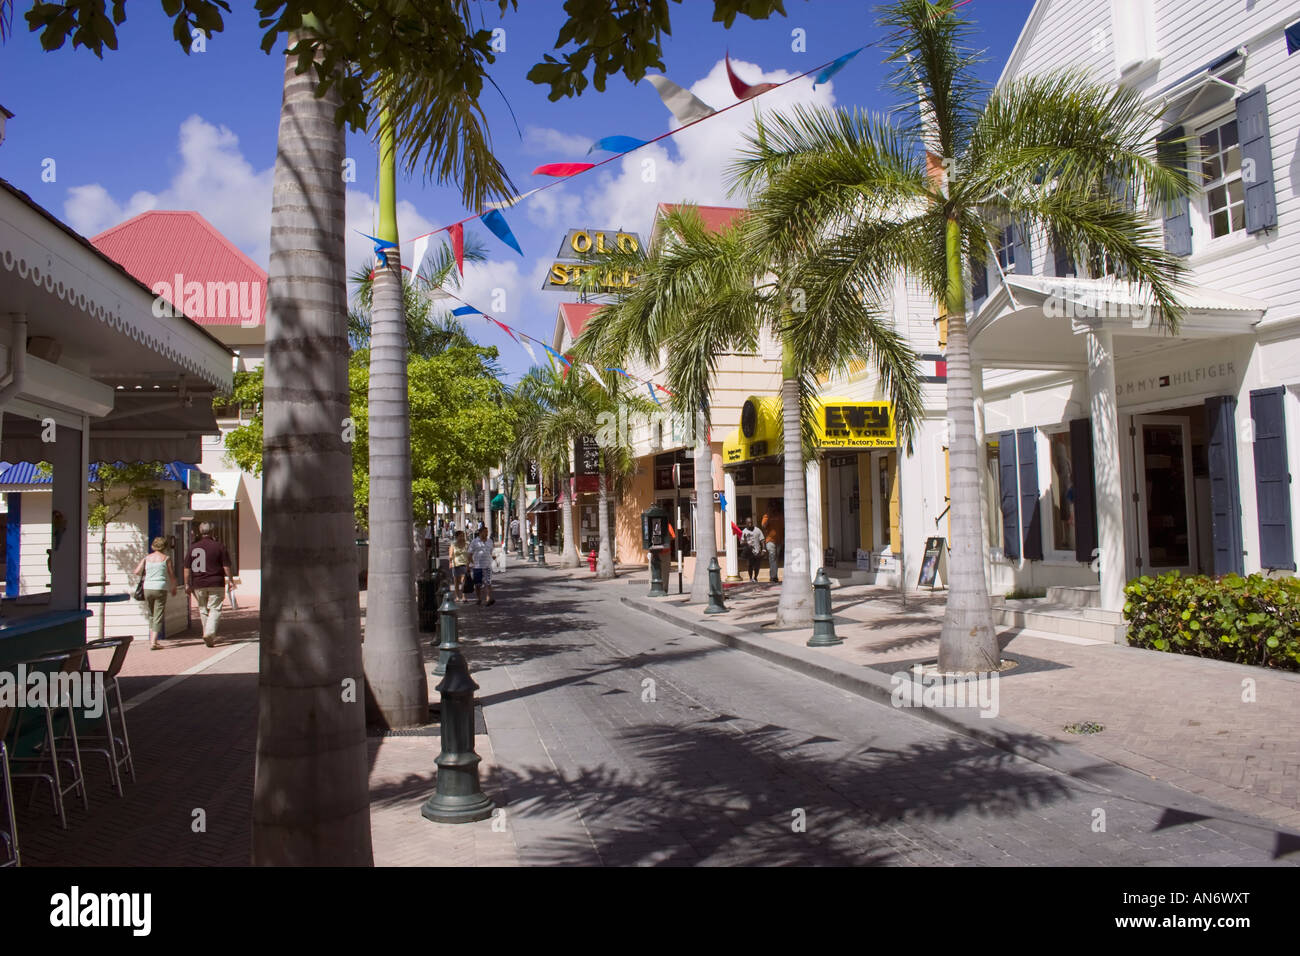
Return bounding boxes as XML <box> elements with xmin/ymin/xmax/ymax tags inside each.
<box><xmin>619</xmin><ymin>592</ymin><xmax>1300</xmax><ymax>851</ymax></box>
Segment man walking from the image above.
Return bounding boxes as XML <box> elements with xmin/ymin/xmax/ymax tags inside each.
<box><xmin>185</xmin><ymin>522</ymin><xmax>234</xmax><ymax>647</ymax></box>
<box><xmin>742</xmin><ymin>517</ymin><xmax>765</xmax><ymax>582</ymax></box>
<box><xmin>761</xmin><ymin>501</ymin><xmax>783</xmax><ymax>584</ymax></box>
<box><xmin>468</xmin><ymin>525</ymin><xmax>496</xmax><ymax>607</ymax></box>
<box><xmin>509</xmin><ymin>515</ymin><xmax>521</xmax><ymax>552</ymax></box>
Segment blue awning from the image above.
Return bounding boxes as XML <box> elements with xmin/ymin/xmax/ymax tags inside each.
<box><xmin>0</xmin><ymin>460</ymin><xmax>202</xmax><ymax>486</ymax></box>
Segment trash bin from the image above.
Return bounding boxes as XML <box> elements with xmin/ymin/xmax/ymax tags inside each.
<box><xmin>417</xmin><ymin>577</ymin><xmax>438</xmax><ymax>632</ymax></box>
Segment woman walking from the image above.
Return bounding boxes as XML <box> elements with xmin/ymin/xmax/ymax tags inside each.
<box><xmin>133</xmin><ymin>537</ymin><xmax>177</xmax><ymax>650</ymax></box>
<box><xmin>449</xmin><ymin>530</ymin><xmax>471</xmax><ymax>604</ymax></box>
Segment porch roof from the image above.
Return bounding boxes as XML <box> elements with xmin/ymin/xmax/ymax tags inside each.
<box><xmin>969</xmin><ymin>273</ymin><xmax>1267</xmax><ymax>371</ymax></box>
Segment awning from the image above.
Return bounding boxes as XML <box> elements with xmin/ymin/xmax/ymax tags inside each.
<box><xmin>722</xmin><ymin>395</ymin><xmax>897</xmax><ymax>464</ymax></box>
<box><xmin>190</xmin><ymin>471</ymin><xmax>241</xmax><ymax>511</ymax></box>
<box><xmin>527</xmin><ymin>498</ymin><xmax>558</xmax><ymax>514</ymax></box>
<box><xmin>723</xmin><ymin>396</ymin><xmax>782</xmax><ymax>464</ymax></box>
<box><xmin>1154</xmin><ymin>48</ymin><xmax>1247</xmax><ymax>124</ymax></box>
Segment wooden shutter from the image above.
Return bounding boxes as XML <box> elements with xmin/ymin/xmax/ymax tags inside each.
<box><xmin>1205</xmin><ymin>395</ymin><xmax>1245</xmax><ymax>575</ymax></box>
<box><xmin>1018</xmin><ymin>427</ymin><xmax>1043</xmax><ymax>560</ymax></box>
<box><xmin>1237</xmin><ymin>86</ymin><xmax>1277</xmax><ymax>234</ymax></box>
<box><xmin>1156</xmin><ymin>126</ymin><xmax>1193</xmax><ymax>256</ymax></box>
<box><xmin>1250</xmin><ymin>387</ymin><xmax>1295</xmax><ymax>570</ymax></box>
<box><xmin>999</xmin><ymin>430</ymin><xmax>1020</xmax><ymax>560</ymax></box>
<box><xmin>1069</xmin><ymin>418</ymin><xmax>1098</xmax><ymax>564</ymax></box>
<box><xmin>5</xmin><ymin>493</ymin><xmax>20</xmax><ymax>598</ymax></box>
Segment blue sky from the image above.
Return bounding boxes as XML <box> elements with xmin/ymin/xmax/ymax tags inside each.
<box><xmin>0</xmin><ymin>0</ymin><xmax>1035</xmax><ymax>381</ymax></box>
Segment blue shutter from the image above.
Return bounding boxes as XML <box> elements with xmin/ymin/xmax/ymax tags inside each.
<box><xmin>1011</xmin><ymin>223</ymin><xmax>1030</xmax><ymax>275</ymax></box>
<box><xmin>1205</xmin><ymin>395</ymin><xmax>1245</xmax><ymax>576</ymax></box>
<box><xmin>1069</xmin><ymin>419</ymin><xmax>1097</xmax><ymax>564</ymax></box>
<box><xmin>999</xmin><ymin>431</ymin><xmax>1020</xmax><ymax>560</ymax></box>
<box><xmin>1237</xmin><ymin>86</ymin><xmax>1277</xmax><ymax>234</ymax></box>
<box><xmin>1156</xmin><ymin>126</ymin><xmax>1193</xmax><ymax>256</ymax></box>
<box><xmin>1018</xmin><ymin>427</ymin><xmax>1043</xmax><ymax>560</ymax></box>
<box><xmin>6</xmin><ymin>493</ymin><xmax>20</xmax><ymax>598</ymax></box>
<box><xmin>1250</xmin><ymin>387</ymin><xmax>1295</xmax><ymax>570</ymax></box>
<box><xmin>1052</xmin><ymin>242</ymin><xmax>1073</xmax><ymax>279</ymax></box>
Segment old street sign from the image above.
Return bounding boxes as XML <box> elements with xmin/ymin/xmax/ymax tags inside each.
<box><xmin>814</xmin><ymin>401</ymin><xmax>896</xmax><ymax>449</ymax></box>
<box><xmin>543</xmin><ymin>228</ymin><xmax>643</xmax><ymax>292</ymax></box>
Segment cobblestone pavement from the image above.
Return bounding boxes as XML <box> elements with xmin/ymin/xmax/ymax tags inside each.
<box><xmin>614</xmin><ymin>575</ymin><xmax>1300</xmax><ymax>833</ymax></box>
<box><xmin>466</xmin><ymin>566</ymin><xmax>1298</xmax><ymax>866</ymax></box>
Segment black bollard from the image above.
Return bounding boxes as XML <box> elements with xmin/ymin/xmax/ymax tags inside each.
<box><xmin>433</xmin><ymin>592</ymin><xmax>461</xmax><ymax>676</ymax></box>
<box><xmin>807</xmin><ymin>567</ymin><xmax>841</xmax><ymax>646</ymax></box>
<box><xmin>420</xmin><ymin>648</ymin><xmax>494</xmax><ymax>824</ymax></box>
<box><xmin>704</xmin><ymin>556</ymin><xmax>728</xmax><ymax>614</ymax></box>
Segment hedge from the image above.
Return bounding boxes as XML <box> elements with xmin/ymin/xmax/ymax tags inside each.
<box><xmin>1123</xmin><ymin>572</ymin><xmax>1300</xmax><ymax>671</ymax></box>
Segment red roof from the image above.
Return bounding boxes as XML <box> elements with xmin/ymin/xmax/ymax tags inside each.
<box><xmin>655</xmin><ymin>203</ymin><xmax>748</xmax><ymax>235</ymax></box>
<box><xmin>91</xmin><ymin>210</ymin><xmax>267</xmax><ymax>326</ymax></box>
<box><xmin>559</xmin><ymin>302</ymin><xmax>603</xmax><ymax>341</ymax></box>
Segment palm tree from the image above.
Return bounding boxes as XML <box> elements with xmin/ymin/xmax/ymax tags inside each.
<box><xmin>511</xmin><ymin>365</ymin><xmax>653</xmax><ymax>578</ymax></box>
<box><xmin>729</xmin><ymin>0</ymin><xmax>1193</xmax><ymax>670</ymax></box>
<box><xmin>576</xmin><ymin>206</ymin><xmax>923</xmax><ymax>623</ymax></box>
<box><xmin>254</xmin><ymin>24</ymin><xmax>374</xmax><ymax>866</ymax></box>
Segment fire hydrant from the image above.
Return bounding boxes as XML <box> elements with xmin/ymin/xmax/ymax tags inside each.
<box><xmin>588</xmin><ymin>549</ymin><xmax>598</xmax><ymax>572</ymax></box>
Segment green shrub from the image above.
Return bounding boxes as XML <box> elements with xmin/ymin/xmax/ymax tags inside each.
<box><xmin>1123</xmin><ymin>572</ymin><xmax>1300</xmax><ymax>671</ymax></box>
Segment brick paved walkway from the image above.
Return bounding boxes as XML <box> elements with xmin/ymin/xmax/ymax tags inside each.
<box><xmin>11</xmin><ymin>599</ymin><xmax>519</xmax><ymax>866</ymax></box>
<box><xmin>609</xmin><ymin>574</ymin><xmax>1300</xmax><ymax>832</ymax></box>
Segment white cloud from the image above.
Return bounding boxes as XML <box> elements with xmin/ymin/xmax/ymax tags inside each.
<box><xmin>65</xmin><ymin>115</ymin><xmax>274</xmax><ymax>262</ymax></box>
<box><xmin>521</xmin><ymin>125</ymin><xmax>595</xmax><ymax>158</ymax></box>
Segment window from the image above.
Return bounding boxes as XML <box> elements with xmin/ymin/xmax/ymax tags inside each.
<box><xmin>1199</xmin><ymin>116</ymin><xmax>1245</xmax><ymax>240</ymax></box>
<box><xmin>985</xmin><ymin>444</ymin><xmax>1003</xmax><ymax>552</ymax></box>
<box><xmin>1049</xmin><ymin>431</ymin><xmax>1076</xmax><ymax>553</ymax></box>
<box><xmin>996</xmin><ymin>225</ymin><xmax>1016</xmax><ymax>272</ymax></box>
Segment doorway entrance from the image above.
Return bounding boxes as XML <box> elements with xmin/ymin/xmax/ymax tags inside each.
<box><xmin>826</xmin><ymin>454</ymin><xmax>860</xmax><ymax>563</ymax></box>
<box><xmin>1129</xmin><ymin>408</ymin><xmax>1211</xmax><ymax>575</ymax></box>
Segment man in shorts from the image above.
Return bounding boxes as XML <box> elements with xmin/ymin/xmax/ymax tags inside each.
<box><xmin>468</xmin><ymin>525</ymin><xmax>496</xmax><ymax>607</ymax></box>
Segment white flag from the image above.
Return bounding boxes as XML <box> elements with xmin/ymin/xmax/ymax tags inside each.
<box><xmin>519</xmin><ymin>337</ymin><xmax>539</xmax><ymax>364</ymax></box>
<box><xmin>485</xmin><ymin>188</ymin><xmax>542</xmax><ymax>210</ymax></box>
<box><xmin>584</xmin><ymin>363</ymin><xmax>607</xmax><ymax>391</ymax></box>
<box><xmin>646</xmin><ymin>75</ymin><xmax>716</xmax><ymax>125</ymax></box>
<box><xmin>411</xmin><ymin>235</ymin><xmax>430</xmax><ymax>280</ymax></box>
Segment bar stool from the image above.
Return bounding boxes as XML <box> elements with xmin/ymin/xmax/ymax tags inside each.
<box><xmin>0</xmin><ymin>703</ymin><xmax>18</xmax><ymax>866</ymax></box>
<box><xmin>72</xmin><ymin>636</ymin><xmax>135</xmax><ymax>796</ymax></box>
<box><xmin>8</xmin><ymin>649</ymin><xmax>89</xmax><ymax>830</ymax></box>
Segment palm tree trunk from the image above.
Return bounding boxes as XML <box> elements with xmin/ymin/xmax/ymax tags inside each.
<box><xmin>362</xmin><ymin>110</ymin><xmax>428</xmax><ymax>729</ymax></box>
<box><xmin>596</xmin><ymin>464</ymin><xmax>614</xmax><ymax>578</ymax></box>
<box><xmin>559</xmin><ymin>475</ymin><xmax>580</xmax><ymax>567</ymax></box>
<box><xmin>253</xmin><ymin>26</ymin><xmax>373</xmax><ymax>865</ymax></box>
<box><xmin>516</xmin><ymin>472</ymin><xmax>528</xmax><ymax>549</ymax></box>
<box><xmin>777</xmin><ymin>342</ymin><xmax>812</xmax><ymax>626</ymax></box>
<box><xmin>938</xmin><ymin>216</ymin><xmax>999</xmax><ymax>673</ymax></box>
<box><xmin>689</xmin><ymin>410</ymin><xmax>717</xmax><ymax>602</ymax></box>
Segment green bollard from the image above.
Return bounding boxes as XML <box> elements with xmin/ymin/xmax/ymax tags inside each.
<box><xmin>648</xmin><ymin>549</ymin><xmax>667</xmax><ymax>597</ymax></box>
<box><xmin>807</xmin><ymin>567</ymin><xmax>841</xmax><ymax>646</ymax></box>
<box><xmin>704</xmin><ymin>556</ymin><xmax>728</xmax><ymax>614</ymax></box>
<box><xmin>537</xmin><ymin>542</ymin><xmax>546</xmax><ymax>566</ymax></box>
<box><xmin>420</xmin><ymin>648</ymin><xmax>494</xmax><ymax>824</ymax></box>
<box><xmin>433</xmin><ymin>592</ymin><xmax>460</xmax><ymax>676</ymax></box>
<box><xmin>527</xmin><ymin>539</ymin><xmax>536</xmax><ymax>562</ymax></box>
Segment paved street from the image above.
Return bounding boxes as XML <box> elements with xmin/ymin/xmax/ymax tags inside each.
<box><xmin>10</xmin><ymin>567</ymin><xmax>1298</xmax><ymax>866</ymax></box>
<box><xmin>466</xmin><ymin>567</ymin><xmax>1297</xmax><ymax>866</ymax></box>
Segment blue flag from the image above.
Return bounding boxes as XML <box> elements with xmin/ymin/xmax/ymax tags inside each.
<box><xmin>812</xmin><ymin>48</ymin><xmax>862</xmax><ymax>89</ymax></box>
<box><xmin>479</xmin><ymin>209</ymin><xmax>523</xmax><ymax>256</ymax></box>
<box><xmin>588</xmin><ymin>135</ymin><xmax>649</xmax><ymax>155</ymax></box>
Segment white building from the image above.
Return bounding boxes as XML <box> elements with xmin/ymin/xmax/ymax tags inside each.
<box><xmin>974</xmin><ymin>0</ymin><xmax>1300</xmax><ymax>625</ymax></box>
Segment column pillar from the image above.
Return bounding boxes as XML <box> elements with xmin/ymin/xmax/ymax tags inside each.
<box><xmin>806</xmin><ymin>457</ymin><xmax>824</xmax><ymax>574</ymax></box>
<box><xmin>49</xmin><ymin>421</ymin><xmax>84</xmax><ymax>612</ymax></box>
<box><xmin>1086</xmin><ymin>327</ymin><xmax>1127</xmax><ymax>613</ymax></box>
<box><xmin>723</xmin><ymin>470</ymin><xmax>740</xmax><ymax>581</ymax></box>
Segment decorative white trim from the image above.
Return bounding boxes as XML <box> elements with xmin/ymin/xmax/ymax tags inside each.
<box><xmin>0</xmin><ymin>196</ymin><xmax>232</xmax><ymax>392</ymax></box>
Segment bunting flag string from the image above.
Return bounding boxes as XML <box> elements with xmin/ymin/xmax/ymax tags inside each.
<box><xmin>396</xmin><ymin>41</ymin><xmax>873</xmax><ymax>255</ymax></box>
<box><xmin>480</xmin><ymin>209</ymin><xmax>523</xmax><ymax>256</ymax></box>
<box><xmin>410</xmin><ymin>234</ymin><xmax>430</xmax><ymax>280</ymax></box>
<box><xmin>361</xmin><ymin>233</ymin><xmax>399</xmax><ymax>268</ymax></box>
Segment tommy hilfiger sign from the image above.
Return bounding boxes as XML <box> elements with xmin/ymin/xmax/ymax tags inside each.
<box><xmin>1119</xmin><ymin>361</ymin><xmax>1237</xmax><ymax>397</ymax></box>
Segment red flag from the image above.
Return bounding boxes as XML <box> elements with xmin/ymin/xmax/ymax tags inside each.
<box><xmin>532</xmin><ymin>162</ymin><xmax>595</xmax><ymax>177</ymax></box>
<box><xmin>725</xmin><ymin>52</ymin><xmax>779</xmax><ymax>101</ymax></box>
<box><xmin>493</xmin><ymin>319</ymin><xmax>517</xmax><ymax>341</ymax></box>
<box><xmin>449</xmin><ymin>222</ymin><xmax>464</xmax><ymax>276</ymax></box>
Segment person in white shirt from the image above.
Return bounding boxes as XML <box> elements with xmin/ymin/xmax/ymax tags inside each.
<box><xmin>741</xmin><ymin>518</ymin><xmax>765</xmax><ymax>582</ymax></box>
<box><xmin>468</xmin><ymin>526</ymin><xmax>496</xmax><ymax>606</ymax></box>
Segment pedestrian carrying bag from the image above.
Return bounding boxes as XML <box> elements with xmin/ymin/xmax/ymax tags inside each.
<box><xmin>133</xmin><ymin>579</ymin><xmax>145</xmax><ymax>601</ymax></box>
